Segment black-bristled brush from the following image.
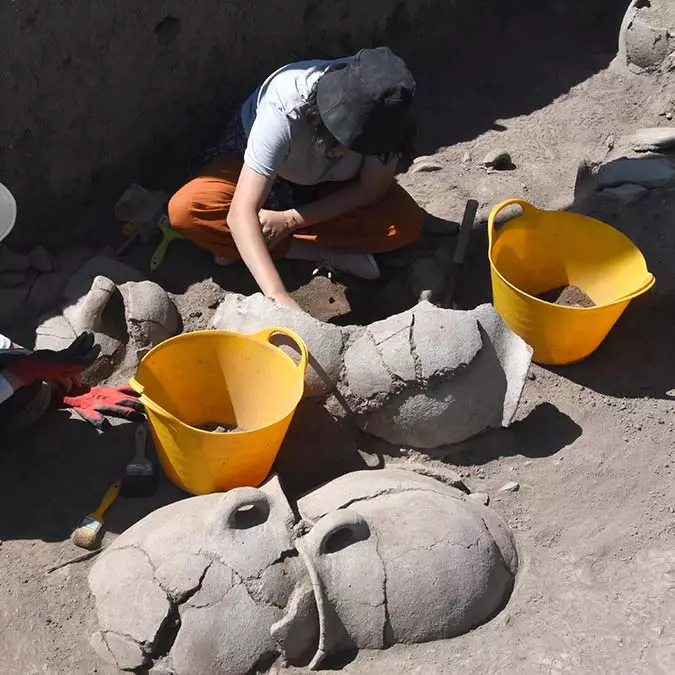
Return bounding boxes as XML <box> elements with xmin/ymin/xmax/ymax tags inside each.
<box><xmin>120</xmin><ymin>423</ymin><xmax>157</xmax><ymax>497</ymax></box>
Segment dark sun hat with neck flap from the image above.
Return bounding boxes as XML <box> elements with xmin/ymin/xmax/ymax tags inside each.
<box><xmin>316</xmin><ymin>46</ymin><xmax>416</xmax><ymax>156</ymax></box>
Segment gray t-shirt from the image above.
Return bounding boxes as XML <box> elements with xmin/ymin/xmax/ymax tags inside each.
<box><xmin>241</xmin><ymin>58</ymin><xmax>386</xmax><ymax>185</ymax></box>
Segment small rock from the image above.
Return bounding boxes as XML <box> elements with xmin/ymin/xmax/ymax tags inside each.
<box><xmin>499</xmin><ymin>481</ymin><xmax>520</xmax><ymax>493</ymax></box>
<box><xmin>468</xmin><ymin>492</ymin><xmax>490</xmax><ymax>506</ymax></box>
<box><xmin>598</xmin><ymin>157</ymin><xmax>675</xmax><ymax>189</ymax></box>
<box><xmin>461</xmin><ymin>151</ymin><xmax>471</xmax><ymax>163</ymax></box>
<box><xmin>527</xmin><ymin>371</ymin><xmax>537</xmax><ymax>381</ymax></box>
<box><xmin>606</xmin><ymin>134</ymin><xmax>615</xmax><ymax>151</ymax></box>
<box><xmin>0</xmin><ymin>245</ymin><xmax>29</xmax><ymax>273</ymax></box>
<box><xmin>631</xmin><ymin>127</ymin><xmax>675</xmax><ymax>153</ymax></box>
<box><xmin>189</xmin><ymin>310</ymin><xmax>202</xmax><ymax>318</ymax></box>
<box><xmin>667</xmin><ymin>112</ymin><xmax>673</xmax><ymax>121</ymax></box>
<box><xmin>482</xmin><ymin>149</ymin><xmax>512</xmax><ymax>170</ymax></box>
<box><xmin>27</xmin><ymin>246</ymin><xmax>53</xmax><ymax>272</ymax></box>
<box><xmin>0</xmin><ymin>270</ymin><xmax>29</xmax><ymax>288</ymax></box>
<box><xmin>411</xmin><ymin>161</ymin><xmax>443</xmax><ymax>173</ymax></box>
<box><xmin>600</xmin><ymin>183</ymin><xmax>649</xmax><ymax>204</ymax></box>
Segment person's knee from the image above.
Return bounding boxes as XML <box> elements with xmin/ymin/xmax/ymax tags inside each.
<box><xmin>168</xmin><ymin>184</ymin><xmax>195</xmax><ymax>233</ymax></box>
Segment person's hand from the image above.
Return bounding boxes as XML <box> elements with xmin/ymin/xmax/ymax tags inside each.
<box><xmin>258</xmin><ymin>209</ymin><xmax>297</xmax><ymax>250</ymax></box>
<box><xmin>269</xmin><ymin>291</ymin><xmax>303</xmax><ymax>313</ymax></box>
<box><xmin>5</xmin><ymin>332</ymin><xmax>100</xmax><ymax>386</ymax></box>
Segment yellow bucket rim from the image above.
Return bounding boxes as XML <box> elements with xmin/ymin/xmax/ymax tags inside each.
<box><xmin>487</xmin><ymin>198</ymin><xmax>656</xmax><ymax>311</ymax></box>
<box><xmin>128</xmin><ymin>327</ymin><xmax>308</xmax><ymax>433</ymax></box>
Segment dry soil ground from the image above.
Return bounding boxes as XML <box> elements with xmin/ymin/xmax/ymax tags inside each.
<box><xmin>2</xmin><ymin>12</ymin><xmax>675</xmax><ymax>675</ymax></box>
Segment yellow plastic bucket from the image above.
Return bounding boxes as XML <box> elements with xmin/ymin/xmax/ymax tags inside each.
<box><xmin>488</xmin><ymin>199</ymin><xmax>655</xmax><ymax>365</ymax></box>
<box><xmin>129</xmin><ymin>328</ymin><xmax>308</xmax><ymax>494</ymax></box>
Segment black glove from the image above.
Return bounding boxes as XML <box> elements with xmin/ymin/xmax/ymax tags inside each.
<box><xmin>6</xmin><ymin>332</ymin><xmax>101</xmax><ymax>385</ymax></box>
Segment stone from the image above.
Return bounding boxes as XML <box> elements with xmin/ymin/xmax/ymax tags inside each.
<box><xmin>482</xmin><ymin>149</ymin><xmax>512</xmax><ymax>169</ymax></box>
<box><xmin>600</xmin><ymin>183</ymin><xmax>649</xmax><ymax>204</ymax></box>
<box><xmin>499</xmin><ymin>481</ymin><xmax>520</xmax><ymax>493</ymax></box>
<box><xmin>469</xmin><ymin>492</ymin><xmax>490</xmax><ymax>506</ymax></box>
<box><xmin>411</xmin><ymin>161</ymin><xmax>443</xmax><ymax>173</ymax></box>
<box><xmin>27</xmin><ymin>245</ymin><xmax>53</xmax><ymax>272</ymax></box>
<box><xmin>88</xmin><ymin>468</ymin><xmax>518</xmax><ymax>673</ymax></box>
<box><xmin>0</xmin><ymin>270</ymin><xmax>28</xmax><ymax>288</ymax></box>
<box><xmin>631</xmin><ymin>127</ymin><xmax>675</xmax><ymax>153</ymax></box>
<box><xmin>598</xmin><ymin>157</ymin><xmax>675</xmax><ymax>189</ymax></box>
<box><xmin>26</xmin><ymin>272</ymin><xmax>69</xmax><ymax>315</ymax></box>
<box><xmin>462</xmin><ymin>151</ymin><xmax>472</xmax><ymax>163</ymax></box>
<box><xmin>63</xmin><ymin>255</ymin><xmax>144</xmax><ymax>301</ymax></box>
<box><xmin>210</xmin><ymin>293</ymin><xmax>344</xmax><ymax>398</ymax></box>
<box><xmin>0</xmin><ymin>245</ymin><xmax>28</xmax><ymax>272</ymax></box>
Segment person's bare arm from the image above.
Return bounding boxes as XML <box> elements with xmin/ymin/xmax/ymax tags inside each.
<box><xmin>227</xmin><ymin>165</ymin><xmax>300</xmax><ymax>310</ymax></box>
<box><xmin>287</xmin><ymin>159</ymin><xmax>396</xmax><ymax>229</ymax></box>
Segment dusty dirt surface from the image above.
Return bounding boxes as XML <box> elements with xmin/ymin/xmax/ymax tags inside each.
<box><xmin>537</xmin><ymin>285</ymin><xmax>596</xmax><ymax>308</ymax></box>
<box><xmin>2</xmin><ymin>10</ymin><xmax>675</xmax><ymax>675</ymax></box>
<box><xmin>196</xmin><ymin>422</ymin><xmax>245</xmax><ymax>433</ymax></box>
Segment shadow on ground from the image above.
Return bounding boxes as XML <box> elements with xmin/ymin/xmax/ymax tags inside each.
<box><xmin>413</xmin><ymin>402</ymin><xmax>582</xmax><ymax>466</ymax></box>
<box><xmin>0</xmin><ymin>413</ymin><xmax>186</xmax><ymax>543</ymax></box>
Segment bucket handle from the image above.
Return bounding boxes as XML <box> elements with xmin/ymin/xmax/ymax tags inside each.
<box><xmin>487</xmin><ymin>199</ymin><xmax>539</xmax><ymax>249</ymax></box>
<box><xmin>128</xmin><ymin>376</ymin><xmax>177</xmax><ymax>419</ymax></box>
<box><xmin>251</xmin><ymin>327</ymin><xmax>309</xmax><ymax>376</ymax></box>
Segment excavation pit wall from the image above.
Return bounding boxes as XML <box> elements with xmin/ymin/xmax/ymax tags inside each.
<box><xmin>0</xmin><ymin>0</ymin><xmax>626</xmax><ymax>246</ymax></box>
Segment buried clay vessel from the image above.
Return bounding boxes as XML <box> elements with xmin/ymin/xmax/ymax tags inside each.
<box><xmin>35</xmin><ymin>256</ymin><xmax>180</xmax><ymax>385</ymax></box>
<box><xmin>88</xmin><ymin>467</ymin><xmax>518</xmax><ymax>674</ymax></box>
<box><xmin>211</xmin><ymin>296</ymin><xmax>533</xmax><ymax>448</ymax></box>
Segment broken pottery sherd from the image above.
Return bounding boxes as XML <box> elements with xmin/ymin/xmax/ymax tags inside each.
<box><xmin>36</xmin><ymin>257</ymin><xmax>179</xmax><ymax>384</ymax></box>
<box><xmin>88</xmin><ymin>468</ymin><xmax>518</xmax><ymax>674</ymax></box>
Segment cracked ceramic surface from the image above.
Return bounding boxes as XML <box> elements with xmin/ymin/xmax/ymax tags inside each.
<box><xmin>211</xmin><ymin>296</ymin><xmax>532</xmax><ymax>447</ymax></box>
<box><xmin>88</xmin><ymin>468</ymin><xmax>518</xmax><ymax>674</ymax></box>
<box><xmin>35</xmin><ymin>256</ymin><xmax>180</xmax><ymax>385</ymax></box>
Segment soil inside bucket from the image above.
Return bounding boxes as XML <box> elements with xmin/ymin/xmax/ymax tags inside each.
<box><xmin>196</xmin><ymin>422</ymin><xmax>247</xmax><ymax>433</ymax></box>
<box><xmin>537</xmin><ymin>285</ymin><xmax>596</xmax><ymax>308</ymax></box>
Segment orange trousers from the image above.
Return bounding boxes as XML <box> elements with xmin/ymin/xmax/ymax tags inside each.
<box><xmin>168</xmin><ymin>156</ymin><xmax>423</xmax><ymax>259</ymax></box>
